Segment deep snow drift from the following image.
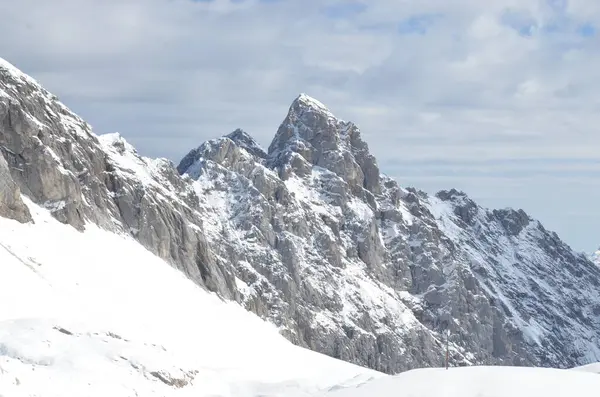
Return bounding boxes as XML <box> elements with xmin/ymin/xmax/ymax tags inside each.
<box><xmin>0</xmin><ymin>198</ymin><xmax>381</xmax><ymax>396</ymax></box>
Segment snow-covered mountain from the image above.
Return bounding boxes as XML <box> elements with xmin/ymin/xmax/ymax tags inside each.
<box><xmin>176</xmin><ymin>94</ymin><xmax>600</xmax><ymax>371</ymax></box>
<box><xmin>1</xmin><ymin>57</ymin><xmax>600</xmax><ymax>380</ymax></box>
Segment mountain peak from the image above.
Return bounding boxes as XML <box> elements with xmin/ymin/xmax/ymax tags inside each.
<box><xmin>267</xmin><ymin>94</ymin><xmax>340</xmax><ymax>159</ymax></box>
<box><xmin>291</xmin><ymin>93</ymin><xmax>335</xmax><ymax>117</ymax></box>
<box><xmin>267</xmin><ymin>94</ymin><xmax>381</xmax><ymax>194</ymax></box>
<box><xmin>225</xmin><ymin>128</ymin><xmax>267</xmax><ymax>159</ymax></box>
<box><xmin>226</xmin><ymin>128</ymin><xmax>253</xmax><ymax>141</ymax></box>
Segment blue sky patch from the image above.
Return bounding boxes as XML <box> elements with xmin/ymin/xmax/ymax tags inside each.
<box><xmin>398</xmin><ymin>14</ymin><xmax>441</xmax><ymax>35</ymax></box>
<box><xmin>322</xmin><ymin>2</ymin><xmax>367</xmax><ymax>19</ymax></box>
<box><xmin>500</xmin><ymin>9</ymin><xmax>537</xmax><ymax>37</ymax></box>
<box><xmin>547</xmin><ymin>0</ymin><xmax>568</xmax><ymax>13</ymax></box>
<box><xmin>578</xmin><ymin>23</ymin><xmax>596</xmax><ymax>37</ymax></box>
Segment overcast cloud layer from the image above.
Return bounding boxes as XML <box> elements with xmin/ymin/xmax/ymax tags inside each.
<box><xmin>0</xmin><ymin>0</ymin><xmax>598</xmax><ymax>252</ymax></box>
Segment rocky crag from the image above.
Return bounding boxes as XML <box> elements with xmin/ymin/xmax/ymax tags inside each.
<box><xmin>2</xmin><ymin>59</ymin><xmax>599</xmax><ymax>374</ymax></box>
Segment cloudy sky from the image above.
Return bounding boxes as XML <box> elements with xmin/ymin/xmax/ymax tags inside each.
<box><xmin>1</xmin><ymin>0</ymin><xmax>598</xmax><ymax>253</ymax></box>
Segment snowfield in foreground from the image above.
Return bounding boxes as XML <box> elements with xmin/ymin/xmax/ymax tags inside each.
<box><xmin>330</xmin><ymin>366</ymin><xmax>600</xmax><ymax>397</ymax></box>
<box><xmin>0</xmin><ymin>199</ymin><xmax>380</xmax><ymax>396</ymax></box>
<box><xmin>1</xmin><ymin>199</ymin><xmax>600</xmax><ymax>397</ymax></box>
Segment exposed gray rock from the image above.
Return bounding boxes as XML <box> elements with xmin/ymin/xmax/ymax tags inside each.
<box><xmin>0</xmin><ymin>149</ymin><xmax>31</xmax><ymax>222</ymax></box>
<box><xmin>268</xmin><ymin>94</ymin><xmax>381</xmax><ymax>196</ymax></box>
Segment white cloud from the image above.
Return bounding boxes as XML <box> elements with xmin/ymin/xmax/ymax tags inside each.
<box><xmin>0</xmin><ymin>0</ymin><xmax>598</xmax><ymax>251</ymax></box>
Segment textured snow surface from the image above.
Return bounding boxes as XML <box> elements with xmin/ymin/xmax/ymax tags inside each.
<box><xmin>0</xmin><ymin>198</ymin><xmax>381</xmax><ymax>396</ymax></box>
<box><xmin>592</xmin><ymin>248</ymin><xmax>600</xmax><ymax>266</ymax></box>
<box><xmin>328</xmin><ymin>366</ymin><xmax>600</xmax><ymax>397</ymax></box>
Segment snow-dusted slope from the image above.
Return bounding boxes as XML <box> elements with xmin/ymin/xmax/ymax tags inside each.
<box><xmin>327</xmin><ymin>366</ymin><xmax>600</xmax><ymax>397</ymax></box>
<box><xmin>426</xmin><ymin>192</ymin><xmax>600</xmax><ymax>365</ymax></box>
<box><xmin>0</xmin><ymin>198</ymin><xmax>380</xmax><ymax>396</ymax></box>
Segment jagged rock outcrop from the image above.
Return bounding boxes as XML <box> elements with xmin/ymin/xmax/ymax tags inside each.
<box><xmin>0</xmin><ymin>149</ymin><xmax>31</xmax><ymax>222</ymax></box>
<box><xmin>1</xmin><ymin>58</ymin><xmax>599</xmax><ymax>374</ymax></box>
<box><xmin>269</xmin><ymin>94</ymin><xmax>381</xmax><ymax>197</ymax></box>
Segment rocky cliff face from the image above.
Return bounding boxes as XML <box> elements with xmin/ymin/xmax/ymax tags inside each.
<box><xmin>2</xmin><ymin>60</ymin><xmax>599</xmax><ymax>374</ymax></box>
<box><xmin>0</xmin><ymin>147</ymin><xmax>31</xmax><ymax>223</ymax></box>
<box><xmin>0</xmin><ymin>58</ymin><xmax>236</xmax><ymax>297</ymax></box>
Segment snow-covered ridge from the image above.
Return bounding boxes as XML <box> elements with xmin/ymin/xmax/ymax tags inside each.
<box><xmin>428</xmin><ymin>192</ymin><xmax>600</xmax><ymax>363</ymax></box>
<box><xmin>99</xmin><ymin>132</ymin><xmax>194</xmax><ymax>206</ymax></box>
<box><xmin>0</xmin><ymin>58</ymin><xmax>93</xmax><ymax>142</ymax></box>
<box><xmin>0</xmin><ymin>58</ymin><xmax>43</xmax><ymax>88</ymax></box>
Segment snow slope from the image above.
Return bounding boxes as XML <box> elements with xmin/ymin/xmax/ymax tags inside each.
<box><xmin>328</xmin><ymin>366</ymin><xmax>600</xmax><ymax>397</ymax></box>
<box><xmin>0</xmin><ymin>198</ymin><xmax>381</xmax><ymax>396</ymax></box>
